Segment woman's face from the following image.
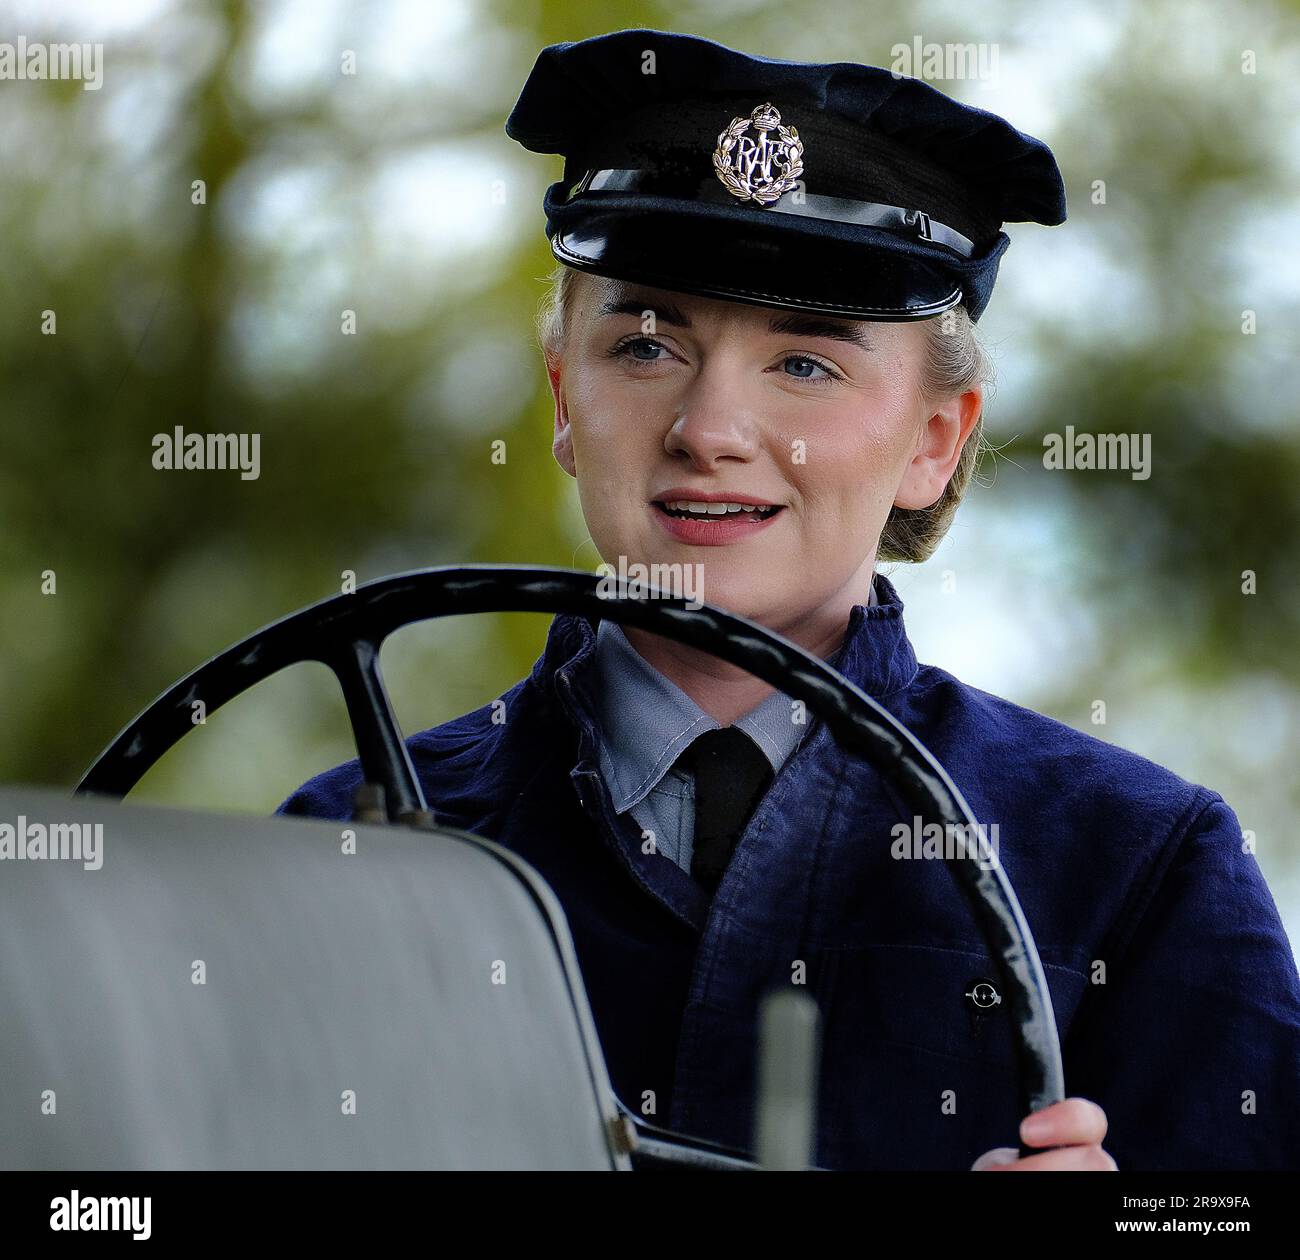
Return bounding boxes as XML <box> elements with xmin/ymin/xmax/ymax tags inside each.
<box><xmin>547</xmin><ymin>271</ymin><xmax>980</xmax><ymax>640</ymax></box>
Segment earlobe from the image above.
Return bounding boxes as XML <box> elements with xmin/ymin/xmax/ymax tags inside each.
<box><xmin>552</xmin><ymin>424</ymin><xmax>576</xmax><ymax>478</ymax></box>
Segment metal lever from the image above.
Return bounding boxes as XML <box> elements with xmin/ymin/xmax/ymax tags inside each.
<box><xmin>754</xmin><ymin>988</ymin><xmax>822</xmax><ymax>1170</ymax></box>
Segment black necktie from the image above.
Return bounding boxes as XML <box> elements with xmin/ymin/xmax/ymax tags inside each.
<box><xmin>678</xmin><ymin>726</ymin><xmax>774</xmax><ymax>895</ymax></box>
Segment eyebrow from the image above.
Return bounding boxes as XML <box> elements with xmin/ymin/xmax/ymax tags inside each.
<box><xmin>598</xmin><ymin>294</ymin><xmax>873</xmax><ymax>351</ymax></box>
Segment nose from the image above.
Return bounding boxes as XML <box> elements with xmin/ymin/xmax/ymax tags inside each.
<box><xmin>663</xmin><ymin>360</ymin><xmax>764</xmax><ymax>470</ymax></box>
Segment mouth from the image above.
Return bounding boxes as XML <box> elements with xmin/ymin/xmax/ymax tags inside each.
<box><xmin>652</xmin><ymin>499</ymin><xmax>784</xmax><ymax>522</ymax></box>
<box><xmin>648</xmin><ymin>494</ymin><xmax>786</xmax><ymax>545</ymax></box>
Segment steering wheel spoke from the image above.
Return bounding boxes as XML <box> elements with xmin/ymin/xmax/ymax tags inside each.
<box><xmin>322</xmin><ymin>635</ymin><xmax>430</xmax><ymax>825</ymax></box>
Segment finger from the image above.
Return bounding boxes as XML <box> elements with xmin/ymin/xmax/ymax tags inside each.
<box><xmin>971</xmin><ymin>1146</ymin><xmax>1020</xmax><ymax>1171</ymax></box>
<box><xmin>1020</xmin><ymin>1096</ymin><xmax>1108</xmax><ymax>1148</ymax></box>
<box><xmin>988</xmin><ymin>1144</ymin><xmax>1118</xmax><ymax>1172</ymax></box>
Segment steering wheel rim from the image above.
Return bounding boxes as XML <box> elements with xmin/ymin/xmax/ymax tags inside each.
<box><xmin>75</xmin><ymin>563</ymin><xmax>1065</xmax><ymax>1133</ymax></box>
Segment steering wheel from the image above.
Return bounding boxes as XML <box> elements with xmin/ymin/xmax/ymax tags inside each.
<box><xmin>75</xmin><ymin>564</ymin><xmax>1065</xmax><ymax>1151</ymax></box>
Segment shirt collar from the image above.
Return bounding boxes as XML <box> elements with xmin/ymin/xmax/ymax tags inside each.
<box><xmin>538</xmin><ymin>570</ymin><xmax>919</xmax><ymax>750</ymax></box>
<box><xmin>587</xmin><ymin>618</ymin><xmax>805</xmax><ymax>813</ymax></box>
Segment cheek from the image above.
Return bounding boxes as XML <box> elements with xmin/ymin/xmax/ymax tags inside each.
<box><xmin>787</xmin><ymin>398</ymin><xmax>918</xmax><ymax>519</ymax></box>
<box><xmin>561</xmin><ymin>370</ymin><xmax>660</xmax><ymax>534</ymax></box>
<box><xmin>565</xmin><ymin>369</ymin><xmax>660</xmax><ymax>464</ymax></box>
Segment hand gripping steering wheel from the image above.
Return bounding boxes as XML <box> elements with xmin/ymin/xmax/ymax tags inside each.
<box><xmin>75</xmin><ymin>564</ymin><xmax>1065</xmax><ymax>1152</ymax></box>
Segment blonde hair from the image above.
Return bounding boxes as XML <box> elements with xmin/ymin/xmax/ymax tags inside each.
<box><xmin>535</xmin><ymin>263</ymin><xmax>991</xmax><ymax>563</ymax></box>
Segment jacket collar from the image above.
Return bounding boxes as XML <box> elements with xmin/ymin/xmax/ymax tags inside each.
<box><xmin>532</xmin><ymin>570</ymin><xmax>920</xmax><ymax>706</ymax></box>
<box><xmin>532</xmin><ymin>572</ymin><xmax>919</xmax><ymax>931</ymax></box>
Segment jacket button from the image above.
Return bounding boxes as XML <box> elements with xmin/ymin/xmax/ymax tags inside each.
<box><xmin>964</xmin><ymin>978</ymin><xmax>1002</xmax><ymax>1011</ymax></box>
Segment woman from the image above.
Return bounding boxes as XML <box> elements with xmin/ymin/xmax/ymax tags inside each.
<box><xmin>280</xmin><ymin>29</ymin><xmax>1300</xmax><ymax>1171</ymax></box>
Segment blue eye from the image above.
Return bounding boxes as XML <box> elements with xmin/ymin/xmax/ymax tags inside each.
<box><xmin>613</xmin><ymin>337</ymin><xmax>668</xmax><ymax>361</ymax></box>
<box><xmin>783</xmin><ymin>355</ymin><xmax>836</xmax><ymax>380</ymax></box>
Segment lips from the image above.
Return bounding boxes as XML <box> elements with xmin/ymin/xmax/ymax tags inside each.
<box><xmin>651</xmin><ymin>488</ymin><xmax>784</xmax><ymax>517</ymax></box>
<box><xmin>649</xmin><ymin>494</ymin><xmax>786</xmax><ymax>545</ymax></box>
<box><xmin>657</xmin><ymin>499</ymin><xmax>782</xmax><ymax>521</ymax></box>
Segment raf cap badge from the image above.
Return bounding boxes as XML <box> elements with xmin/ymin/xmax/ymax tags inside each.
<box><xmin>712</xmin><ymin>102</ymin><xmax>804</xmax><ymax>206</ymax></box>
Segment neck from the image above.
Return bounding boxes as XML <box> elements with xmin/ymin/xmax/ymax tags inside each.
<box><xmin>619</xmin><ymin>570</ymin><xmax>875</xmax><ymax>726</ymax></box>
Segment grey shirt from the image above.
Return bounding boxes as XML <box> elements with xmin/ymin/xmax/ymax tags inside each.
<box><xmin>588</xmin><ymin>577</ymin><xmax>878</xmax><ymax>875</ymax></box>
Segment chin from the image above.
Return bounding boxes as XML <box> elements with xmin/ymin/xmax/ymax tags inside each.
<box><xmin>692</xmin><ymin>571</ymin><xmax>771</xmax><ymax>621</ymax></box>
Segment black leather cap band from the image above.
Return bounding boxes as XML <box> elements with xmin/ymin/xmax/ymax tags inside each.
<box><xmin>567</xmin><ymin>167</ymin><xmax>977</xmax><ymax>259</ymax></box>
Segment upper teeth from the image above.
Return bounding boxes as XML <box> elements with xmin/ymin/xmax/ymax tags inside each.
<box><xmin>663</xmin><ymin>500</ymin><xmax>771</xmax><ymax>514</ymax></box>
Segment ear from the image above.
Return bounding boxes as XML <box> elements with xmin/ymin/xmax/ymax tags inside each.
<box><xmin>546</xmin><ymin>346</ymin><xmax>577</xmax><ymax>479</ymax></box>
<box><xmin>894</xmin><ymin>385</ymin><xmax>982</xmax><ymax>510</ymax></box>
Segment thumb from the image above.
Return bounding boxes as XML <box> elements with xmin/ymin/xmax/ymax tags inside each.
<box><xmin>971</xmin><ymin>1146</ymin><xmax>1020</xmax><ymax>1171</ymax></box>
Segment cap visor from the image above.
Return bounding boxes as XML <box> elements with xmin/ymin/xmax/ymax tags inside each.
<box><xmin>551</xmin><ymin>205</ymin><xmax>962</xmax><ymax>320</ymax></box>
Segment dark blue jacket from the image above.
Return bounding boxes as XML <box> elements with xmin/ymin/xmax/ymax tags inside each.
<box><xmin>277</xmin><ymin>575</ymin><xmax>1300</xmax><ymax>1170</ymax></box>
